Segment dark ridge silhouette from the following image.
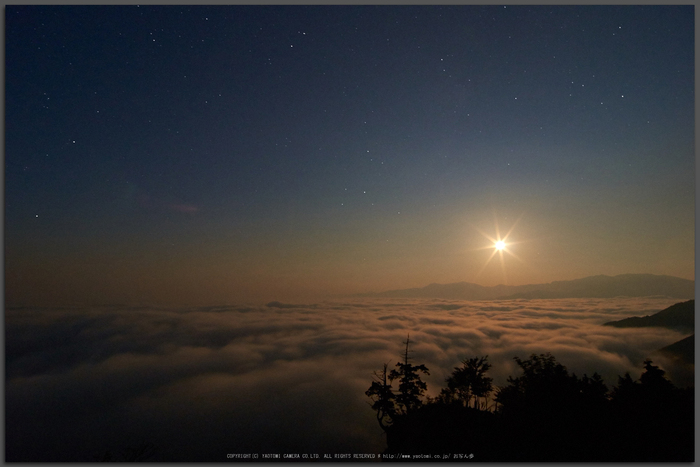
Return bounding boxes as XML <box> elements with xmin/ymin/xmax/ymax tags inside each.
<box><xmin>603</xmin><ymin>299</ymin><xmax>694</xmax><ymax>332</ymax></box>
<box><xmin>368</xmin><ymin>345</ymin><xmax>694</xmax><ymax>462</ymax></box>
<box><xmin>657</xmin><ymin>333</ymin><xmax>694</xmax><ymax>364</ymax></box>
<box><xmin>360</xmin><ymin>274</ymin><xmax>694</xmax><ymax>300</ymax></box>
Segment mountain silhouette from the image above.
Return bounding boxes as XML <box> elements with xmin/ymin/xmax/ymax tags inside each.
<box><xmin>603</xmin><ymin>300</ymin><xmax>694</xmax><ymax>332</ymax></box>
<box><xmin>657</xmin><ymin>334</ymin><xmax>694</xmax><ymax>364</ymax></box>
<box><xmin>361</xmin><ymin>274</ymin><xmax>694</xmax><ymax>300</ymax></box>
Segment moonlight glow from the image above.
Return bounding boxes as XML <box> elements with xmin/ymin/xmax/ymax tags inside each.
<box><xmin>473</xmin><ymin>212</ymin><xmax>527</xmax><ymax>284</ymax></box>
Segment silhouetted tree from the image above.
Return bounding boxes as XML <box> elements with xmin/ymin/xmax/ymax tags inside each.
<box><xmin>370</xmin><ymin>348</ymin><xmax>693</xmax><ymax>461</ymax></box>
<box><xmin>492</xmin><ymin>353</ymin><xmax>606</xmax><ymax>460</ymax></box>
<box><xmin>610</xmin><ymin>360</ymin><xmax>675</xmax><ymax>408</ymax></box>
<box><xmin>439</xmin><ymin>355</ymin><xmax>493</xmax><ymax>409</ymax></box>
<box><xmin>609</xmin><ymin>372</ymin><xmax>639</xmax><ymax>405</ymax></box>
<box><xmin>365</xmin><ymin>362</ymin><xmax>396</xmax><ymax>431</ymax></box>
<box><xmin>639</xmin><ymin>358</ymin><xmax>675</xmax><ymax>397</ymax></box>
<box><xmin>607</xmin><ymin>359</ymin><xmax>692</xmax><ymax>461</ymax></box>
<box><xmin>388</xmin><ymin>334</ymin><xmax>429</xmax><ymax>414</ymax></box>
<box><xmin>495</xmin><ymin>352</ymin><xmax>578</xmax><ymax>414</ymax></box>
<box><xmin>578</xmin><ymin>372</ymin><xmax>609</xmax><ymax>405</ymax></box>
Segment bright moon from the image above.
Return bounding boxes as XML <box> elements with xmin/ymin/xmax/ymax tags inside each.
<box><xmin>495</xmin><ymin>241</ymin><xmax>505</xmax><ymax>250</ymax></box>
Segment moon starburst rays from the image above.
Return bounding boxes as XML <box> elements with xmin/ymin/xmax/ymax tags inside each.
<box><xmin>473</xmin><ymin>212</ymin><xmax>526</xmax><ymax>283</ymax></box>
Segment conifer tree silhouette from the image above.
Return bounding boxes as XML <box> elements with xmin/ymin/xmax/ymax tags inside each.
<box><xmin>639</xmin><ymin>359</ymin><xmax>675</xmax><ymax>396</ymax></box>
<box><xmin>388</xmin><ymin>334</ymin><xmax>429</xmax><ymax>414</ymax></box>
<box><xmin>365</xmin><ymin>362</ymin><xmax>396</xmax><ymax>431</ymax></box>
<box><xmin>610</xmin><ymin>372</ymin><xmax>639</xmax><ymax>405</ymax></box>
<box><xmin>578</xmin><ymin>372</ymin><xmax>608</xmax><ymax>405</ymax></box>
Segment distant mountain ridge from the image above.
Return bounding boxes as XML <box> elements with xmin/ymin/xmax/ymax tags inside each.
<box><xmin>361</xmin><ymin>274</ymin><xmax>694</xmax><ymax>300</ymax></box>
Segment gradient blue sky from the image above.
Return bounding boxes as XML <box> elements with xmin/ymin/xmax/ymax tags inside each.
<box><xmin>6</xmin><ymin>5</ymin><xmax>694</xmax><ymax>305</ymax></box>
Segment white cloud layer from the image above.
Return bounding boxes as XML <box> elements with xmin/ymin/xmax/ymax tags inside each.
<box><xmin>6</xmin><ymin>296</ymin><xmax>691</xmax><ymax>461</ymax></box>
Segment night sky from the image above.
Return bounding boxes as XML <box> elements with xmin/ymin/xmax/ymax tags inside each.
<box><xmin>6</xmin><ymin>5</ymin><xmax>695</xmax><ymax>306</ymax></box>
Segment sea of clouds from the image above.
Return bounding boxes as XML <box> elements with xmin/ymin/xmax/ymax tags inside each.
<box><xmin>6</xmin><ymin>296</ymin><xmax>692</xmax><ymax>461</ymax></box>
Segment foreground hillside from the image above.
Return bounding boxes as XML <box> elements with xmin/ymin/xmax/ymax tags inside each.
<box><xmin>603</xmin><ymin>299</ymin><xmax>694</xmax><ymax>332</ymax></box>
<box><xmin>658</xmin><ymin>334</ymin><xmax>694</xmax><ymax>364</ymax></box>
<box><xmin>368</xmin><ymin>339</ymin><xmax>694</xmax><ymax>462</ymax></box>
